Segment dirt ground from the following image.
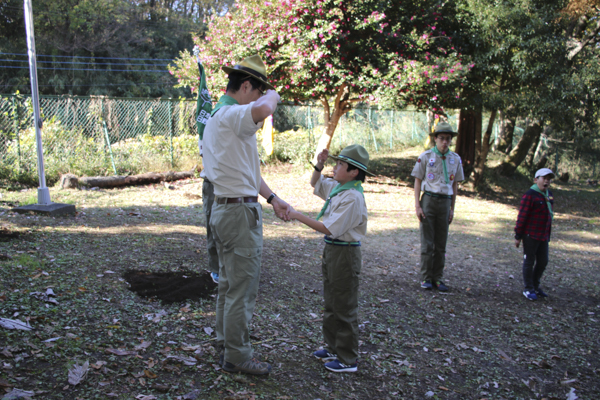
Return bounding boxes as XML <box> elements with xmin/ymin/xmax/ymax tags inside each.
<box><xmin>1</xmin><ymin>148</ymin><xmax>599</xmax><ymax>400</ymax></box>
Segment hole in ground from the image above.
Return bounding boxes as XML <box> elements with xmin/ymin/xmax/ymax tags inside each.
<box><xmin>123</xmin><ymin>270</ymin><xmax>217</xmax><ymax>303</ymax></box>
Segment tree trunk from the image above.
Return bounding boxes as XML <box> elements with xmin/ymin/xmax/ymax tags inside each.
<box><xmin>424</xmin><ymin>109</ymin><xmax>436</xmax><ymax>148</ymax></box>
<box><xmin>473</xmin><ymin>109</ymin><xmax>498</xmax><ymax>187</ymax></box>
<box><xmin>495</xmin><ymin>109</ymin><xmax>516</xmax><ymax>154</ymax></box>
<box><xmin>498</xmin><ymin>122</ymin><xmax>543</xmax><ymax>176</ymax></box>
<box><xmin>73</xmin><ymin>169</ymin><xmax>195</xmax><ymax>189</ymax></box>
<box><xmin>312</xmin><ymin>83</ymin><xmax>356</xmax><ymax>163</ymax></box>
<box><xmin>454</xmin><ymin>108</ymin><xmax>480</xmax><ymax>180</ymax></box>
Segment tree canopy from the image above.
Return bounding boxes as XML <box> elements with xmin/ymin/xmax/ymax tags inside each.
<box><xmin>170</xmin><ymin>0</ymin><xmax>472</xmax><ymax>153</ymax></box>
<box><xmin>0</xmin><ymin>0</ymin><xmax>233</xmax><ymax>97</ymax></box>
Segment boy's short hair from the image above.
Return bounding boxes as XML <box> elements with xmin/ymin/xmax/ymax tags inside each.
<box><xmin>346</xmin><ymin>163</ymin><xmax>366</xmax><ymax>182</ymax></box>
<box><xmin>226</xmin><ymin>71</ymin><xmax>266</xmax><ymax>93</ymax></box>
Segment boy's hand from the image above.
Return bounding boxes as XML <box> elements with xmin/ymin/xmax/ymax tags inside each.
<box><xmin>316</xmin><ymin>149</ymin><xmax>329</xmax><ymax>168</ymax></box>
<box><xmin>448</xmin><ymin>209</ymin><xmax>454</xmax><ymax>224</ymax></box>
<box><xmin>415</xmin><ymin>206</ymin><xmax>426</xmax><ymax>221</ymax></box>
<box><xmin>515</xmin><ymin>239</ymin><xmax>521</xmax><ymax>248</ymax></box>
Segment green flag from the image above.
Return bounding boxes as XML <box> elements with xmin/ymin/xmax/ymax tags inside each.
<box><xmin>194</xmin><ymin>47</ymin><xmax>212</xmax><ymax>155</ymax></box>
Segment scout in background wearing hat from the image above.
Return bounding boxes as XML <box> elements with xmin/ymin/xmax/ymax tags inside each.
<box><xmin>289</xmin><ymin>144</ymin><xmax>371</xmax><ymax>373</ymax></box>
<box><xmin>514</xmin><ymin>168</ymin><xmax>555</xmax><ymax>301</ymax></box>
<box><xmin>411</xmin><ymin>122</ymin><xmax>464</xmax><ymax>292</ymax></box>
<box><xmin>203</xmin><ymin>54</ymin><xmax>292</xmax><ymax>375</ymax></box>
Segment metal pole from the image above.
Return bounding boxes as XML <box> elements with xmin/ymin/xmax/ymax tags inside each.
<box><xmin>169</xmin><ymin>100</ymin><xmax>174</xmax><ymax>167</ymax></box>
<box><xmin>369</xmin><ymin>108</ymin><xmax>378</xmax><ymax>152</ymax></box>
<box><xmin>24</xmin><ymin>0</ymin><xmax>51</xmax><ymax>205</ymax></box>
<box><xmin>390</xmin><ymin>110</ymin><xmax>394</xmax><ymax>149</ymax></box>
<box><xmin>12</xmin><ymin>96</ymin><xmax>22</xmax><ymax>170</ymax></box>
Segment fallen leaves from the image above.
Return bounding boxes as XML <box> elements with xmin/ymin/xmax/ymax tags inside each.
<box><xmin>0</xmin><ymin>318</ymin><xmax>33</xmax><ymax>331</ymax></box>
<box><xmin>105</xmin><ymin>348</ymin><xmax>138</xmax><ymax>356</ymax></box>
<box><xmin>531</xmin><ymin>359</ymin><xmax>552</xmax><ymax>369</ymax></box>
<box><xmin>67</xmin><ymin>360</ymin><xmax>89</xmax><ymax>386</ymax></box>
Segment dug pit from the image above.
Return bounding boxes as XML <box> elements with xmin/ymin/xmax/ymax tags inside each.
<box><xmin>123</xmin><ymin>270</ymin><xmax>217</xmax><ymax>303</ymax></box>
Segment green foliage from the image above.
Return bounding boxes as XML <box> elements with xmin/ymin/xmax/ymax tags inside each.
<box><xmin>170</xmin><ymin>0</ymin><xmax>471</xmax><ymax>110</ymax></box>
<box><xmin>271</xmin><ymin>129</ymin><xmax>314</xmax><ymax>166</ymax></box>
<box><xmin>0</xmin><ymin>0</ymin><xmax>232</xmax><ymax>97</ymax></box>
<box><xmin>0</xmin><ymin>117</ymin><xmax>199</xmax><ymax>185</ymax></box>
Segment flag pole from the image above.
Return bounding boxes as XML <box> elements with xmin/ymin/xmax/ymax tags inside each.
<box><xmin>13</xmin><ymin>0</ymin><xmax>75</xmax><ymax>216</ymax></box>
<box><xmin>24</xmin><ymin>0</ymin><xmax>50</xmax><ymax>205</ymax></box>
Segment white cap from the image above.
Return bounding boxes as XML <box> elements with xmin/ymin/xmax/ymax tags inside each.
<box><xmin>535</xmin><ymin>168</ymin><xmax>555</xmax><ymax>179</ymax></box>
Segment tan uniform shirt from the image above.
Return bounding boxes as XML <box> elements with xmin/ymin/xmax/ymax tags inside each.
<box><xmin>314</xmin><ymin>176</ymin><xmax>368</xmax><ymax>242</ymax></box>
<box><xmin>411</xmin><ymin>148</ymin><xmax>464</xmax><ymax>195</ymax></box>
<box><xmin>202</xmin><ymin>103</ymin><xmax>263</xmax><ymax>197</ymax></box>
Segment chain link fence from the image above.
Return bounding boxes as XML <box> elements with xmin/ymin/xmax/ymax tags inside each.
<box><xmin>0</xmin><ymin>94</ymin><xmax>199</xmax><ymax>185</ymax></box>
<box><xmin>1</xmin><ymin>93</ymin><xmax>476</xmax><ymax>185</ymax></box>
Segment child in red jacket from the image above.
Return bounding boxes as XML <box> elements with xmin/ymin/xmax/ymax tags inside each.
<box><xmin>514</xmin><ymin>168</ymin><xmax>555</xmax><ymax>301</ymax></box>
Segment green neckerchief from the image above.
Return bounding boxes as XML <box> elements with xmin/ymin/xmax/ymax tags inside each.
<box><xmin>316</xmin><ymin>180</ymin><xmax>364</xmax><ymax>221</ymax></box>
<box><xmin>194</xmin><ymin>59</ymin><xmax>212</xmax><ymax>140</ymax></box>
<box><xmin>432</xmin><ymin>146</ymin><xmax>450</xmax><ymax>184</ymax></box>
<box><xmin>211</xmin><ymin>95</ymin><xmax>238</xmax><ymax>117</ymax></box>
<box><xmin>530</xmin><ymin>184</ymin><xmax>554</xmax><ymax>219</ymax></box>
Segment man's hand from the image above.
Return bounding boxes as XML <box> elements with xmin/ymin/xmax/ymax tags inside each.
<box><xmin>271</xmin><ymin>196</ymin><xmax>291</xmax><ymax>221</ymax></box>
<box><xmin>515</xmin><ymin>239</ymin><xmax>521</xmax><ymax>248</ymax></box>
<box><xmin>448</xmin><ymin>208</ymin><xmax>454</xmax><ymax>224</ymax></box>
<box><xmin>415</xmin><ymin>206</ymin><xmax>426</xmax><ymax>221</ymax></box>
<box><xmin>265</xmin><ymin>89</ymin><xmax>281</xmax><ymax>103</ymax></box>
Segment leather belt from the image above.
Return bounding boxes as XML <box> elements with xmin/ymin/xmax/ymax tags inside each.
<box><xmin>216</xmin><ymin>196</ymin><xmax>258</xmax><ymax>204</ymax></box>
<box><xmin>424</xmin><ymin>191</ymin><xmax>452</xmax><ymax>199</ymax></box>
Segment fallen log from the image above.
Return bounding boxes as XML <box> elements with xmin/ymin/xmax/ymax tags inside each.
<box><xmin>60</xmin><ymin>169</ymin><xmax>196</xmax><ymax>189</ymax></box>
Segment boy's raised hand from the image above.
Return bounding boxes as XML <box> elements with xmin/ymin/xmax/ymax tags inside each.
<box><xmin>316</xmin><ymin>149</ymin><xmax>329</xmax><ymax>167</ymax></box>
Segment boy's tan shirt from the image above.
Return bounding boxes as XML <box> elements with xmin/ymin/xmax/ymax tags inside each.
<box><xmin>314</xmin><ymin>176</ymin><xmax>367</xmax><ymax>242</ymax></box>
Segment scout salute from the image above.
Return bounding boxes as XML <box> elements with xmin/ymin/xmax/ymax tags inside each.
<box><xmin>514</xmin><ymin>168</ymin><xmax>555</xmax><ymax>301</ymax></box>
<box><xmin>289</xmin><ymin>144</ymin><xmax>371</xmax><ymax>373</ymax></box>
<box><xmin>203</xmin><ymin>54</ymin><xmax>291</xmax><ymax>375</ymax></box>
<box><xmin>411</xmin><ymin>122</ymin><xmax>464</xmax><ymax>292</ymax></box>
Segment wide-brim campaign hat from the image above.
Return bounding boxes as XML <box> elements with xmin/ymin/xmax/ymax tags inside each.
<box><xmin>329</xmin><ymin>144</ymin><xmax>375</xmax><ymax>176</ymax></box>
<box><xmin>535</xmin><ymin>168</ymin><xmax>555</xmax><ymax>179</ymax></box>
<box><xmin>222</xmin><ymin>55</ymin><xmax>275</xmax><ymax>90</ymax></box>
<box><xmin>430</xmin><ymin>121</ymin><xmax>458</xmax><ymax>138</ymax></box>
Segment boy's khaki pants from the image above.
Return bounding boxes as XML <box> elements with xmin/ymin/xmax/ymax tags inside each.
<box><xmin>322</xmin><ymin>244</ymin><xmax>361</xmax><ymax>365</ymax></box>
<box><xmin>210</xmin><ymin>201</ymin><xmax>263</xmax><ymax>365</ymax></box>
<box><xmin>419</xmin><ymin>194</ymin><xmax>451</xmax><ymax>282</ymax></box>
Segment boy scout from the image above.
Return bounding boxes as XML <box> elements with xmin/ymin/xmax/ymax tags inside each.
<box><xmin>411</xmin><ymin>122</ymin><xmax>464</xmax><ymax>292</ymax></box>
<box><xmin>289</xmin><ymin>144</ymin><xmax>371</xmax><ymax>373</ymax></box>
<box><xmin>203</xmin><ymin>54</ymin><xmax>291</xmax><ymax>375</ymax></box>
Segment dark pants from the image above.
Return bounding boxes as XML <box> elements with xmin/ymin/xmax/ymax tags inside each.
<box><xmin>419</xmin><ymin>193</ymin><xmax>451</xmax><ymax>282</ymax></box>
<box><xmin>522</xmin><ymin>235</ymin><xmax>549</xmax><ymax>291</ymax></box>
<box><xmin>202</xmin><ymin>179</ymin><xmax>219</xmax><ymax>274</ymax></box>
<box><xmin>322</xmin><ymin>244</ymin><xmax>361</xmax><ymax>365</ymax></box>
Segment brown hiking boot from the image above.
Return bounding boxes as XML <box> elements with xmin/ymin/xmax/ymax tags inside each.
<box><xmin>223</xmin><ymin>357</ymin><xmax>272</xmax><ymax>375</ymax></box>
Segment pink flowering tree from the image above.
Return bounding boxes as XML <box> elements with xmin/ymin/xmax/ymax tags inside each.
<box><xmin>170</xmin><ymin>0</ymin><xmax>470</xmax><ymax>156</ymax></box>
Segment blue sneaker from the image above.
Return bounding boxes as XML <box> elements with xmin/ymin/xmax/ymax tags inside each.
<box><xmin>535</xmin><ymin>287</ymin><xmax>548</xmax><ymax>298</ymax></box>
<box><xmin>211</xmin><ymin>272</ymin><xmax>219</xmax><ymax>284</ymax></box>
<box><xmin>434</xmin><ymin>281</ymin><xmax>449</xmax><ymax>292</ymax></box>
<box><xmin>523</xmin><ymin>290</ymin><xmax>537</xmax><ymax>301</ymax></box>
<box><xmin>421</xmin><ymin>280</ymin><xmax>433</xmax><ymax>290</ymax></box>
<box><xmin>313</xmin><ymin>349</ymin><xmax>337</xmax><ymax>361</ymax></box>
<box><xmin>324</xmin><ymin>359</ymin><xmax>357</xmax><ymax>373</ymax></box>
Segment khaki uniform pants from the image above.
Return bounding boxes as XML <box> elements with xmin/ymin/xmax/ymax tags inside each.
<box><xmin>202</xmin><ymin>180</ymin><xmax>219</xmax><ymax>274</ymax></box>
<box><xmin>210</xmin><ymin>202</ymin><xmax>263</xmax><ymax>365</ymax></box>
<box><xmin>419</xmin><ymin>194</ymin><xmax>451</xmax><ymax>282</ymax></box>
<box><xmin>322</xmin><ymin>244</ymin><xmax>361</xmax><ymax>365</ymax></box>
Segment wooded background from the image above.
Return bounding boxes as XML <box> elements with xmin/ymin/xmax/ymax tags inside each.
<box><xmin>1</xmin><ymin>0</ymin><xmax>599</xmax><ymax>186</ymax></box>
